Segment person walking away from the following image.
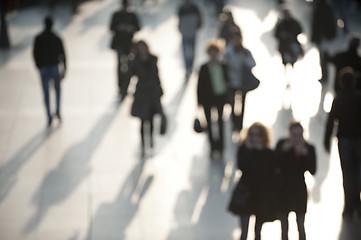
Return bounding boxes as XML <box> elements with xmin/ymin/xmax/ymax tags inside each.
<box><xmin>178</xmin><ymin>0</ymin><xmax>202</xmax><ymax>80</ymax></box>
<box><xmin>223</xmin><ymin>30</ymin><xmax>256</xmax><ymax>132</ymax></box>
<box><xmin>324</xmin><ymin>67</ymin><xmax>361</xmax><ymax>220</ymax></box>
<box><xmin>110</xmin><ymin>0</ymin><xmax>141</xmax><ymax>99</ymax></box>
<box><xmin>33</xmin><ymin>15</ymin><xmax>66</xmax><ymax>127</ymax></box>
<box><xmin>197</xmin><ymin>40</ymin><xmax>228</xmax><ymax>159</ymax></box>
<box><xmin>275</xmin><ymin>121</ymin><xmax>317</xmax><ymax>240</ymax></box>
<box><xmin>326</xmin><ymin>33</ymin><xmax>361</xmax><ymax>93</ymax></box>
<box><xmin>274</xmin><ymin>8</ymin><xmax>304</xmax><ymax>70</ymax></box>
<box><xmin>311</xmin><ymin>0</ymin><xmax>337</xmax><ymax>83</ymax></box>
<box><xmin>228</xmin><ymin>122</ymin><xmax>277</xmax><ymax>240</ymax></box>
<box><xmin>129</xmin><ymin>40</ymin><xmax>164</xmax><ymax>157</ymax></box>
<box><xmin>218</xmin><ymin>9</ymin><xmax>241</xmax><ymax>46</ymax></box>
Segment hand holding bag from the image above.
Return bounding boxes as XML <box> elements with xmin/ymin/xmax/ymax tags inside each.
<box><xmin>228</xmin><ymin>181</ymin><xmax>251</xmax><ymax>215</ymax></box>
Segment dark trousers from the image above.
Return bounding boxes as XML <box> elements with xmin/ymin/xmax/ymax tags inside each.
<box><xmin>229</xmin><ymin>88</ymin><xmax>246</xmax><ymax>131</ymax></box>
<box><xmin>203</xmin><ymin>104</ymin><xmax>224</xmax><ymax>153</ymax></box>
<box><xmin>40</xmin><ymin>66</ymin><xmax>61</xmax><ymax>121</ymax></box>
<box><xmin>239</xmin><ymin>215</ymin><xmax>263</xmax><ymax>240</ymax></box>
<box><xmin>338</xmin><ymin>138</ymin><xmax>361</xmax><ymax>216</ymax></box>
<box><xmin>117</xmin><ymin>48</ymin><xmax>131</xmax><ymax>97</ymax></box>
<box><xmin>141</xmin><ymin>119</ymin><xmax>154</xmax><ymax>151</ymax></box>
<box><xmin>280</xmin><ymin>212</ymin><xmax>306</xmax><ymax>240</ymax></box>
<box><xmin>181</xmin><ymin>36</ymin><xmax>195</xmax><ymax>73</ymax></box>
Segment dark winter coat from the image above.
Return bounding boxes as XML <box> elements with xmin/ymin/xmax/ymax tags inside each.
<box><xmin>197</xmin><ymin>62</ymin><xmax>229</xmax><ymax>107</ymax></box>
<box><xmin>110</xmin><ymin>10</ymin><xmax>140</xmax><ymax>53</ymax></box>
<box><xmin>229</xmin><ymin>145</ymin><xmax>277</xmax><ymax>222</ymax></box>
<box><xmin>129</xmin><ymin>55</ymin><xmax>163</xmax><ymax>120</ymax></box>
<box><xmin>327</xmin><ymin>50</ymin><xmax>361</xmax><ymax>93</ymax></box>
<box><xmin>33</xmin><ymin>30</ymin><xmax>66</xmax><ymax>69</ymax></box>
<box><xmin>275</xmin><ymin>139</ymin><xmax>316</xmax><ymax>214</ymax></box>
<box><xmin>311</xmin><ymin>0</ymin><xmax>337</xmax><ymax>44</ymax></box>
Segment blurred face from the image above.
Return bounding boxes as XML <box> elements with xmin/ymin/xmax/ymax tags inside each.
<box><xmin>248</xmin><ymin>127</ymin><xmax>264</xmax><ymax>146</ymax></box>
<box><xmin>207</xmin><ymin>47</ymin><xmax>219</xmax><ymax>61</ymax></box>
<box><xmin>137</xmin><ymin>42</ymin><xmax>149</xmax><ymax>56</ymax></box>
<box><xmin>289</xmin><ymin>126</ymin><xmax>304</xmax><ymax>144</ymax></box>
<box><xmin>230</xmin><ymin>35</ymin><xmax>242</xmax><ymax>47</ymax></box>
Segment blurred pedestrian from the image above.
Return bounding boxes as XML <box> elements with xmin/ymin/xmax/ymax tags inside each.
<box><xmin>331</xmin><ymin>0</ymin><xmax>351</xmax><ymax>34</ymax></box>
<box><xmin>177</xmin><ymin>0</ymin><xmax>202</xmax><ymax>80</ymax></box>
<box><xmin>274</xmin><ymin>8</ymin><xmax>304</xmax><ymax>69</ymax></box>
<box><xmin>324</xmin><ymin>67</ymin><xmax>361</xmax><ymax>220</ymax></box>
<box><xmin>228</xmin><ymin>122</ymin><xmax>277</xmax><ymax>240</ymax></box>
<box><xmin>223</xmin><ymin>30</ymin><xmax>256</xmax><ymax>132</ymax></box>
<box><xmin>311</xmin><ymin>0</ymin><xmax>337</xmax><ymax>83</ymax></box>
<box><xmin>218</xmin><ymin>9</ymin><xmax>241</xmax><ymax>46</ymax></box>
<box><xmin>33</xmin><ymin>15</ymin><xmax>66</xmax><ymax>127</ymax></box>
<box><xmin>197</xmin><ymin>40</ymin><xmax>228</xmax><ymax>159</ymax></box>
<box><xmin>326</xmin><ymin>33</ymin><xmax>361</xmax><ymax>93</ymax></box>
<box><xmin>129</xmin><ymin>40</ymin><xmax>164</xmax><ymax>157</ymax></box>
<box><xmin>275</xmin><ymin>121</ymin><xmax>316</xmax><ymax>240</ymax></box>
<box><xmin>110</xmin><ymin>0</ymin><xmax>141</xmax><ymax>99</ymax></box>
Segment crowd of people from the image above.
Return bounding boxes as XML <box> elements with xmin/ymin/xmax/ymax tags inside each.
<box><xmin>31</xmin><ymin>0</ymin><xmax>361</xmax><ymax>239</ymax></box>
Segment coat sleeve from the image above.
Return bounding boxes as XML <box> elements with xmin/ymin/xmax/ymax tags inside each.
<box><xmin>197</xmin><ymin>64</ymin><xmax>207</xmax><ymax>106</ymax></box>
<box><xmin>324</xmin><ymin>99</ymin><xmax>337</xmax><ymax>151</ymax></box>
<box><xmin>33</xmin><ymin>36</ymin><xmax>40</xmax><ymax>69</ymax></box>
<box><xmin>305</xmin><ymin>144</ymin><xmax>316</xmax><ymax>175</ymax></box>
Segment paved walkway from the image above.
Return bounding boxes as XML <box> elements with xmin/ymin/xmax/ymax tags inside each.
<box><xmin>0</xmin><ymin>0</ymin><xmax>361</xmax><ymax>239</ymax></box>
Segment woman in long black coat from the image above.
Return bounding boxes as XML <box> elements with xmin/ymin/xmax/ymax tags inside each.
<box><xmin>197</xmin><ymin>40</ymin><xmax>229</xmax><ymax>159</ymax></box>
<box><xmin>228</xmin><ymin>122</ymin><xmax>277</xmax><ymax>240</ymax></box>
<box><xmin>129</xmin><ymin>40</ymin><xmax>164</xmax><ymax>156</ymax></box>
<box><xmin>275</xmin><ymin>121</ymin><xmax>316</xmax><ymax>240</ymax></box>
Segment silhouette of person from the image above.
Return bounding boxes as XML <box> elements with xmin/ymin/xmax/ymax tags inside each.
<box><xmin>275</xmin><ymin>121</ymin><xmax>316</xmax><ymax>240</ymax></box>
<box><xmin>129</xmin><ymin>40</ymin><xmax>164</xmax><ymax>157</ymax></box>
<box><xmin>223</xmin><ymin>30</ymin><xmax>256</xmax><ymax>132</ymax></box>
<box><xmin>228</xmin><ymin>122</ymin><xmax>277</xmax><ymax>240</ymax></box>
<box><xmin>177</xmin><ymin>0</ymin><xmax>202</xmax><ymax>80</ymax></box>
<box><xmin>33</xmin><ymin>15</ymin><xmax>66</xmax><ymax>127</ymax></box>
<box><xmin>331</xmin><ymin>0</ymin><xmax>351</xmax><ymax>34</ymax></box>
<box><xmin>311</xmin><ymin>0</ymin><xmax>337</xmax><ymax>83</ymax></box>
<box><xmin>110</xmin><ymin>0</ymin><xmax>141</xmax><ymax>99</ymax></box>
<box><xmin>326</xmin><ymin>33</ymin><xmax>361</xmax><ymax>93</ymax></box>
<box><xmin>274</xmin><ymin>8</ymin><xmax>304</xmax><ymax>68</ymax></box>
<box><xmin>324</xmin><ymin>67</ymin><xmax>361</xmax><ymax>220</ymax></box>
<box><xmin>218</xmin><ymin>9</ymin><xmax>241</xmax><ymax>46</ymax></box>
<box><xmin>197</xmin><ymin>40</ymin><xmax>228</xmax><ymax>159</ymax></box>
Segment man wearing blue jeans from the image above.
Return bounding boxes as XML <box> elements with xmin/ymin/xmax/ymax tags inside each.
<box><xmin>324</xmin><ymin>67</ymin><xmax>361</xmax><ymax>220</ymax></box>
<box><xmin>33</xmin><ymin>16</ymin><xmax>66</xmax><ymax>126</ymax></box>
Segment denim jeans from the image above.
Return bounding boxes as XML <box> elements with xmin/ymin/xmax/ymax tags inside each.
<box><xmin>182</xmin><ymin>36</ymin><xmax>196</xmax><ymax>73</ymax></box>
<box><xmin>40</xmin><ymin>66</ymin><xmax>60</xmax><ymax>120</ymax></box>
<box><xmin>338</xmin><ymin>138</ymin><xmax>361</xmax><ymax>215</ymax></box>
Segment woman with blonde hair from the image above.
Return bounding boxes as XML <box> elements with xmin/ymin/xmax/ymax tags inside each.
<box><xmin>228</xmin><ymin>122</ymin><xmax>277</xmax><ymax>240</ymax></box>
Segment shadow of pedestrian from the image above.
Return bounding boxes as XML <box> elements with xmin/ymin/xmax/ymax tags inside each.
<box><xmin>0</xmin><ymin>127</ymin><xmax>57</xmax><ymax>203</ymax></box>
<box><xmin>84</xmin><ymin>156</ymin><xmax>153</xmax><ymax>240</ymax></box>
<box><xmin>22</xmin><ymin>100</ymin><xmax>121</xmax><ymax>234</ymax></box>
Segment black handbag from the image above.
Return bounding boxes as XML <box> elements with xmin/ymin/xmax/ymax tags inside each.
<box><xmin>241</xmin><ymin>65</ymin><xmax>260</xmax><ymax>93</ymax></box>
<box><xmin>193</xmin><ymin>118</ymin><xmax>204</xmax><ymax>133</ymax></box>
<box><xmin>228</xmin><ymin>181</ymin><xmax>251</xmax><ymax>215</ymax></box>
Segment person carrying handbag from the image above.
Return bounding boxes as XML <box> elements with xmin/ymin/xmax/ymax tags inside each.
<box><xmin>223</xmin><ymin>30</ymin><xmax>257</xmax><ymax>132</ymax></box>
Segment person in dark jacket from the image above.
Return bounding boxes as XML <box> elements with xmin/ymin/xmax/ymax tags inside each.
<box><xmin>110</xmin><ymin>0</ymin><xmax>140</xmax><ymax>99</ymax></box>
<box><xmin>218</xmin><ymin>9</ymin><xmax>241</xmax><ymax>46</ymax></box>
<box><xmin>178</xmin><ymin>0</ymin><xmax>202</xmax><ymax>80</ymax></box>
<box><xmin>326</xmin><ymin>34</ymin><xmax>361</xmax><ymax>93</ymax></box>
<box><xmin>129</xmin><ymin>40</ymin><xmax>164</xmax><ymax>157</ymax></box>
<box><xmin>274</xmin><ymin>8</ymin><xmax>304</xmax><ymax>68</ymax></box>
<box><xmin>228</xmin><ymin>122</ymin><xmax>277</xmax><ymax>240</ymax></box>
<box><xmin>33</xmin><ymin>15</ymin><xmax>66</xmax><ymax>127</ymax></box>
<box><xmin>324</xmin><ymin>67</ymin><xmax>361</xmax><ymax>219</ymax></box>
<box><xmin>311</xmin><ymin>0</ymin><xmax>337</xmax><ymax>83</ymax></box>
<box><xmin>197</xmin><ymin>40</ymin><xmax>228</xmax><ymax>159</ymax></box>
<box><xmin>275</xmin><ymin>121</ymin><xmax>316</xmax><ymax>240</ymax></box>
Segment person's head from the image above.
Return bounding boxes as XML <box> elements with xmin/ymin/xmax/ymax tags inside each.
<box><xmin>121</xmin><ymin>0</ymin><xmax>128</xmax><ymax>8</ymax></box>
<box><xmin>348</xmin><ymin>33</ymin><xmax>360</xmax><ymax>51</ymax></box>
<box><xmin>44</xmin><ymin>15</ymin><xmax>53</xmax><ymax>31</ymax></box>
<box><xmin>135</xmin><ymin>40</ymin><xmax>150</xmax><ymax>57</ymax></box>
<box><xmin>281</xmin><ymin>8</ymin><xmax>291</xmax><ymax>20</ymax></box>
<box><xmin>288</xmin><ymin>120</ymin><xmax>304</xmax><ymax>144</ymax></box>
<box><xmin>206</xmin><ymin>40</ymin><xmax>223</xmax><ymax>61</ymax></box>
<box><xmin>229</xmin><ymin>30</ymin><xmax>243</xmax><ymax>47</ymax></box>
<box><xmin>338</xmin><ymin>67</ymin><xmax>356</xmax><ymax>89</ymax></box>
<box><xmin>246</xmin><ymin>122</ymin><xmax>271</xmax><ymax>148</ymax></box>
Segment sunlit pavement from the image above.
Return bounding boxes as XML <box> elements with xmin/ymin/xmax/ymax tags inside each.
<box><xmin>0</xmin><ymin>0</ymin><xmax>360</xmax><ymax>239</ymax></box>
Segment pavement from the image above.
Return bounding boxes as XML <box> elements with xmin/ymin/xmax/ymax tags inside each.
<box><xmin>0</xmin><ymin>0</ymin><xmax>361</xmax><ymax>239</ymax></box>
